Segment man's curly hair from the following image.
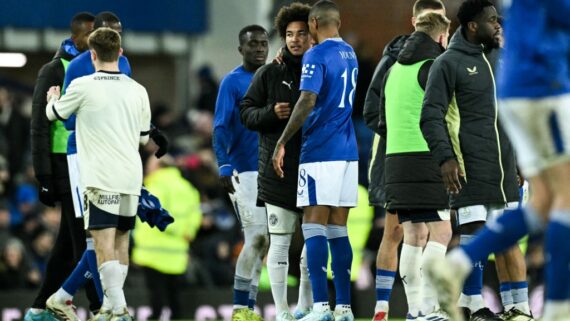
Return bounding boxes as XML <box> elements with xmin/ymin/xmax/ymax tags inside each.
<box><xmin>274</xmin><ymin>2</ymin><xmax>311</xmax><ymax>39</ymax></box>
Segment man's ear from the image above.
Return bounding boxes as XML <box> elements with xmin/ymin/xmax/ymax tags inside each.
<box><xmin>119</xmin><ymin>47</ymin><xmax>124</xmax><ymax>56</ymax></box>
<box><xmin>90</xmin><ymin>49</ymin><xmax>97</xmax><ymax>62</ymax></box>
<box><xmin>238</xmin><ymin>45</ymin><xmax>243</xmax><ymax>56</ymax></box>
<box><xmin>467</xmin><ymin>21</ymin><xmax>478</xmax><ymax>33</ymax></box>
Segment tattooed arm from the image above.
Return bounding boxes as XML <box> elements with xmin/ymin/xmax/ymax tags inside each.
<box><xmin>272</xmin><ymin>91</ymin><xmax>317</xmax><ymax>177</ymax></box>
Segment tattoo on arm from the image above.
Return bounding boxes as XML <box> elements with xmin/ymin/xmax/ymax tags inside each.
<box><xmin>277</xmin><ymin>91</ymin><xmax>317</xmax><ymax>145</ymax></box>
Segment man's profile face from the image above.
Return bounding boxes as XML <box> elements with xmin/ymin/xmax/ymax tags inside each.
<box><xmin>475</xmin><ymin>6</ymin><xmax>501</xmax><ymax>48</ymax></box>
<box><xmin>74</xmin><ymin>22</ymin><xmax>95</xmax><ymax>51</ymax></box>
<box><xmin>239</xmin><ymin>31</ymin><xmax>269</xmax><ymax>68</ymax></box>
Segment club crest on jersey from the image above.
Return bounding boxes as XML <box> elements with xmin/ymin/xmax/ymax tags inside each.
<box><xmin>302</xmin><ymin>64</ymin><xmax>316</xmax><ymax>78</ymax></box>
<box><xmin>467</xmin><ymin>66</ymin><xmax>478</xmax><ymax>76</ymax></box>
<box><xmin>269</xmin><ymin>213</ymin><xmax>278</xmax><ymax>226</ymax></box>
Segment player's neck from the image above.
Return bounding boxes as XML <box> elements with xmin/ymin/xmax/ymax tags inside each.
<box><xmin>94</xmin><ymin>61</ymin><xmax>120</xmax><ymax>73</ymax></box>
<box><xmin>316</xmin><ymin>29</ymin><xmax>340</xmax><ymax>43</ymax></box>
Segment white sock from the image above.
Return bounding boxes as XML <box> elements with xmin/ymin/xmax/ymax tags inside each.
<box><xmin>54</xmin><ymin>288</ymin><xmax>73</xmax><ymax>303</ymax></box>
<box><xmin>267</xmin><ymin>233</ymin><xmax>292</xmax><ymax>314</ymax></box>
<box><xmin>119</xmin><ymin>264</ymin><xmax>128</xmax><ymax>287</ymax></box>
<box><xmin>297</xmin><ymin>245</ymin><xmax>313</xmax><ymax>311</ymax></box>
<box><xmin>467</xmin><ymin>295</ymin><xmax>485</xmax><ymax>313</ymax></box>
<box><xmin>512</xmin><ymin>286</ymin><xmax>530</xmax><ymax>314</ymax></box>
<box><xmin>421</xmin><ymin>241</ymin><xmax>447</xmax><ymax>314</ymax></box>
<box><xmin>447</xmin><ymin>248</ymin><xmax>474</xmax><ymax>277</ymax></box>
<box><xmin>99</xmin><ymin>260</ymin><xmax>127</xmax><ymax>314</ymax></box>
<box><xmin>400</xmin><ymin>244</ymin><xmax>423</xmax><ymax>317</ymax></box>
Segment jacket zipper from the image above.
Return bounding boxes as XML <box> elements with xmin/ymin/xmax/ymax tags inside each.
<box><xmin>482</xmin><ymin>52</ymin><xmax>507</xmax><ymax>204</ymax></box>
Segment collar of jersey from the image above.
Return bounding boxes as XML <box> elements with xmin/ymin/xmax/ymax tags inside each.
<box><xmin>97</xmin><ymin>70</ymin><xmax>122</xmax><ymax>74</ymax></box>
<box><xmin>322</xmin><ymin>37</ymin><xmax>343</xmax><ymax>43</ymax></box>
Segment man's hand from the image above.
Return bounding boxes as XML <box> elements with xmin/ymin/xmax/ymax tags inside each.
<box><xmin>274</xmin><ymin>102</ymin><xmax>291</xmax><ymax>119</ymax></box>
<box><xmin>37</xmin><ymin>176</ymin><xmax>56</xmax><ymax>207</ymax></box>
<box><xmin>272</xmin><ymin>47</ymin><xmax>284</xmax><ymax>64</ymax></box>
<box><xmin>441</xmin><ymin>158</ymin><xmax>463</xmax><ymax>194</ymax></box>
<box><xmin>149</xmin><ymin>127</ymin><xmax>169</xmax><ymax>158</ymax></box>
<box><xmin>219</xmin><ymin>175</ymin><xmax>238</xmax><ymax>194</ymax></box>
<box><xmin>46</xmin><ymin>86</ymin><xmax>61</xmax><ymax>102</ymax></box>
<box><xmin>272</xmin><ymin>143</ymin><xmax>286</xmax><ymax>178</ymax></box>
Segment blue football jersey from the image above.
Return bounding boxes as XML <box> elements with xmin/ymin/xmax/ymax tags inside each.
<box><xmin>498</xmin><ymin>0</ymin><xmax>570</xmax><ymax>99</ymax></box>
<box><xmin>299</xmin><ymin>38</ymin><xmax>359</xmax><ymax>164</ymax></box>
<box><xmin>212</xmin><ymin>65</ymin><xmax>258</xmax><ymax>176</ymax></box>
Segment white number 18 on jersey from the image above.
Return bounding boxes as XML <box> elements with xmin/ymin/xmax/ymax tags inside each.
<box><xmin>339</xmin><ymin>67</ymin><xmax>358</xmax><ymax>108</ymax></box>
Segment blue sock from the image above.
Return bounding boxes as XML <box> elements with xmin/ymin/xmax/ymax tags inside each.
<box><xmin>85</xmin><ymin>240</ymin><xmax>103</xmax><ymax>301</ymax></box>
<box><xmin>462</xmin><ymin>206</ymin><xmax>543</xmax><ymax>263</ymax></box>
<box><xmin>460</xmin><ymin>235</ymin><xmax>483</xmax><ymax>296</ymax></box>
<box><xmin>233</xmin><ymin>275</ymin><xmax>250</xmax><ymax>307</ymax></box>
<box><xmin>327</xmin><ymin>225</ymin><xmax>353</xmax><ymax>305</ymax></box>
<box><xmin>545</xmin><ymin>211</ymin><xmax>570</xmax><ymax>301</ymax></box>
<box><xmin>499</xmin><ymin>282</ymin><xmax>513</xmax><ymax>308</ymax></box>
<box><xmin>248</xmin><ymin>299</ymin><xmax>255</xmax><ymax>310</ymax></box>
<box><xmin>62</xmin><ymin>250</ymin><xmax>91</xmax><ymax>295</ymax></box>
<box><xmin>302</xmin><ymin>223</ymin><xmax>329</xmax><ymax>304</ymax></box>
<box><xmin>376</xmin><ymin>269</ymin><xmax>396</xmax><ymax>302</ymax></box>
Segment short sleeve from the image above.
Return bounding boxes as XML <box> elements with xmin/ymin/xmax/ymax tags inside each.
<box><xmin>300</xmin><ymin>48</ymin><xmax>325</xmax><ymax>95</ymax></box>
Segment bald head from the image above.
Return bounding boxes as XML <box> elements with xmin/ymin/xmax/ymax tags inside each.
<box><xmin>309</xmin><ymin>0</ymin><xmax>340</xmax><ymax>28</ymax></box>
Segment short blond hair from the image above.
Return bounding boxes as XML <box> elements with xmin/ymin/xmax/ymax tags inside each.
<box><xmin>88</xmin><ymin>27</ymin><xmax>121</xmax><ymax>62</ymax></box>
<box><xmin>415</xmin><ymin>12</ymin><xmax>450</xmax><ymax>38</ymax></box>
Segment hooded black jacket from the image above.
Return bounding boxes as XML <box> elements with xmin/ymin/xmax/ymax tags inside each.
<box><xmin>31</xmin><ymin>41</ymin><xmax>80</xmax><ymax>194</ymax></box>
<box><xmin>239</xmin><ymin>49</ymin><xmax>303</xmax><ymax>212</ymax></box>
<box><xmin>382</xmin><ymin>31</ymin><xmax>448</xmax><ymax>210</ymax></box>
<box><xmin>362</xmin><ymin>35</ymin><xmax>408</xmax><ymax>207</ymax></box>
<box><xmin>420</xmin><ymin>28</ymin><xmax>519</xmax><ymax>208</ymax></box>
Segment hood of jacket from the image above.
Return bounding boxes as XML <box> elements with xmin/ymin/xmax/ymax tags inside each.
<box><xmin>382</xmin><ymin>35</ymin><xmax>409</xmax><ymax>62</ymax></box>
<box><xmin>53</xmin><ymin>38</ymin><xmax>81</xmax><ymax>61</ymax></box>
<box><xmin>397</xmin><ymin>31</ymin><xmax>444</xmax><ymax>65</ymax></box>
<box><xmin>448</xmin><ymin>27</ymin><xmax>484</xmax><ymax>56</ymax></box>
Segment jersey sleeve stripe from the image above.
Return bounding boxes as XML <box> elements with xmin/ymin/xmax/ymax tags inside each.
<box><xmin>52</xmin><ymin>105</ymin><xmax>68</xmax><ymax>122</ymax></box>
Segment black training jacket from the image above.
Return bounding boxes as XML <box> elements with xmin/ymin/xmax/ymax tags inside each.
<box><xmin>240</xmin><ymin>49</ymin><xmax>303</xmax><ymax>212</ymax></box>
<box><xmin>420</xmin><ymin>28</ymin><xmax>519</xmax><ymax>208</ymax></box>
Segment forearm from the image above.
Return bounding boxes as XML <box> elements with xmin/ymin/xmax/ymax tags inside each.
<box><xmin>212</xmin><ymin>127</ymin><xmax>233</xmax><ymax>175</ymax></box>
<box><xmin>277</xmin><ymin>93</ymin><xmax>315</xmax><ymax>145</ymax></box>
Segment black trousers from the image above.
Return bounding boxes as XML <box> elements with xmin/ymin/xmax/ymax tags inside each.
<box><xmin>142</xmin><ymin>267</ymin><xmax>184</xmax><ymax>319</ymax></box>
<box><xmin>32</xmin><ymin>193</ymin><xmax>101</xmax><ymax>311</ymax></box>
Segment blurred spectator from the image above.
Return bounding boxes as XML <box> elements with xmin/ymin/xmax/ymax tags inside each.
<box><xmin>0</xmin><ymin>87</ymin><xmax>31</xmax><ymax>189</ymax></box>
<box><xmin>0</xmin><ymin>238</ymin><xmax>41</xmax><ymax>289</ymax></box>
<box><xmin>28</xmin><ymin>227</ymin><xmax>55</xmax><ymax>278</ymax></box>
<box><xmin>195</xmin><ymin>65</ymin><xmax>219</xmax><ymax>113</ymax></box>
<box><xmin>132</xmin><ymin>155</ymin><xmax>203</xmax><ymax>319</ymax></box>
<box><xmin>0</xmin><ymin>156</ymin><xmax>8</xmax><ymax>196</ymax></box>
<box><xmin>191</xmin><ymin>198</ymin><xmax>240</xmax><ymax>287</ymax></box>
<box><xmin>0</xmin><ymin>201</ymin><xmax>12</xmax><ymax>249</ymax></box>
<box><xmin>10</xmin><ymin>182</ymin><xmax>39</xmax><ymax>227</ymax></box>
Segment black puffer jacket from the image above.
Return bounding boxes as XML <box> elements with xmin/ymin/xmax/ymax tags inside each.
<box><xmin>362</xmin><ymin>35</ymin><xmax>408</xmax><ymax>206</ymax></box>
<box><xmin>420</xmin><ymin>28</ymin><xmax>519</xmax><ymax>208</ymax></box>
<box><xmin>31</xmin><ymin>42</ymin><xmax>78</xmax><ymax>195</ymax></box>
<box><xmin>382</xmin><ymin>31</ymin><xmax>448</xmax><ymax>210</ymax></box>
<box><xmin>239</xmin><ymin>48</ymin><xmax>303</xmax><ymax>212</ymax></box>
